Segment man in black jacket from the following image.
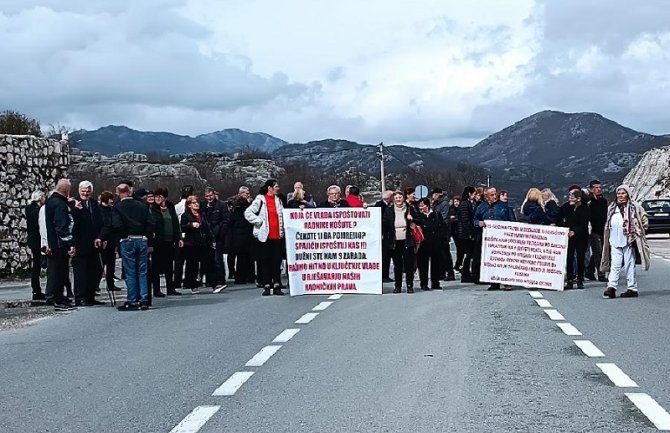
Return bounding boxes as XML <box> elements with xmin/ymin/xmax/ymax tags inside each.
<box><xmin>319</xmin><ymin>185</ymin><xmax>350</xmax><ymax>208</ymax></box>
<box><xmin>431</xmin><ymin>188</ymin><xmax>455</xmax><ymax>281</ymax></box>
<box><xmin>71</xmin><ymin>181</ymin><xmax>105</xmax><ymax>306</ymax></box>
<box><xmin>44</xmin><ymin>179</ymin><xmax>77</xmax><ymax>310</ymax></box>
<box><xmin>374</xmin><ymin>190</ymin><xmax>394</xmax><ymax>282</ymax></box>
<box><xmin>587</xmin><ymin>180</ymin><xmax>608</xmax><ymax>282</ymax></box>
<box><xmin>108</xmin><ymin>183</ymin><xmax>155</xmax><ymax>311</ymax></box>
<box><xmin>201</xmin><ymin>187</ymin><xmax>229</xmax><ymax>290</ymax></box>
<box><xmin>25</xmin><ymin>190</ymin><xmax>46</xmax><ymax>300</ymax></box>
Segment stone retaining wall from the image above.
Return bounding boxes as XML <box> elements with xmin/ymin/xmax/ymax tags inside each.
<box><xmin>0</xmin><ymin>134</ymin><xmax>69</xmax><ymax>277</ymax></box>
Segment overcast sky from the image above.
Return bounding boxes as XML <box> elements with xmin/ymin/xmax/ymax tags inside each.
<box><xmin>1</xmin><ymin>0</ymin><xmax>668</xmax><ymax>147</ymax></box>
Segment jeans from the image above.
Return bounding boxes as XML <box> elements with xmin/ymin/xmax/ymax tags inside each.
<box><xmin>608</xmin><ymin>244</ymin><xmax>636</xmax><ymax>290</ymax></box>
<box><xmin>119</xmin><ymin>238</ymin><xmax>149</xmax><ymax>303</ymax></box>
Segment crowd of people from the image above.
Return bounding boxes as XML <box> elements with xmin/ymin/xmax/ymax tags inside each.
<box><xmin>24</xmin><ymin>176</ymin><xmax>650</xmax><ymax>311</ymax></box>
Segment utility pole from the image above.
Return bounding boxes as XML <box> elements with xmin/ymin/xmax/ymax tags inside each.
<box><xmin>487</xmin><ymin>173</ymin><xmax>491</xmax><ymax>187</ymax></box>
<box><xmin>378</xmin><ymin>142</ymin><xmax>386</xmax><ymax>193</ymax></box>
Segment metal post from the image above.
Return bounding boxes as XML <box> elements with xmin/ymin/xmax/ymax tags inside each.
<box><xmin>487</xmin><ymin>174</ymin><xmax>491</xmax><ymax>187</ymax></box>
<box><xmin>378</xmin><ymin>142</ymin><xmax>386</xmax><ymax>193</ymax></box>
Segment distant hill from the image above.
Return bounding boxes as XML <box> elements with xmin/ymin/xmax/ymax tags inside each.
<box><xmin>69</xmin><ymin>125</ymin><xmax>287</xmax><ymax>155</ymax></box>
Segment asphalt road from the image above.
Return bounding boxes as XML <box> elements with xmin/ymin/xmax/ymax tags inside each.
<box><xmin>1</xmin><ymin>238</ymin><xmax>670</xmax><ymax>432</ymax></box>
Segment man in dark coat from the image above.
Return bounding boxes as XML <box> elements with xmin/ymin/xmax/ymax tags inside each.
<box><xmin>25</xmin><ymin>190</ymin><xmax>46</xmax><ymax>300</ymax></box>
<box><xmin>586</xmin><ymin>180</ymin><xmax>608</xmax><ymax>282</ymax></box>
<box><xmin>431</xmin><ymin>188</ymin><xmax>455</xmax><ymax>281</ymax></box>
<box><xmin>71</xmin><ymin>181</ymin><xmax>105</xmax><ymax>306</ymax></box>
<box><xmin>375</xmin><ymin>190</ymin><xmax>394</xmax><ymax>282</ymax></box>
<box><xmin>44</xmin><ymin>179</ymin><xmax>77</xmax><ymax>310</ymax></box>
<box><xmin>319</xmin><ymin>185</ymin><xmax>350</xmax><ymax>208</ymax></box>
<box><xmin>201</xmin><ymin>187</ymin><xmax>230</xmax><ymax>290</ymax></box>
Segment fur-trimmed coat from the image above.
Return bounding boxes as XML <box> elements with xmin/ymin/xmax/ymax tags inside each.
<box><xmin>600</xmin><ymin>201</ymin><xmax>650</xmax><ymax>272</ymax></box>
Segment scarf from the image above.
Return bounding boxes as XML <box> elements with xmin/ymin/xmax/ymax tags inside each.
<box><xmin>606</xmin><ymin>201</ymin><xmax>642</xmax><ymax>244</ymax></box>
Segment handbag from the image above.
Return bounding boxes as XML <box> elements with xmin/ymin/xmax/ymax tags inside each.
<box><xmin>412</xmin><ymin>224</ymin><xmax>425</xmax><ymax>244</ymax></box>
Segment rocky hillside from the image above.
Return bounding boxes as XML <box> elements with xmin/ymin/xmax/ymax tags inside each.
<box><xmin>433</xmin><ymin>110</ymin><xmax>669</xmax><ymax>197</ymax></box>
<box><xmin>623</xmin><ymin>146</ymin><xmax>670</xmax><ymax>202</ymax></box>
<box><xmin>70</xmin><ymin>126</ymin><xmax>287</xmax><ymax>155</ymax></box>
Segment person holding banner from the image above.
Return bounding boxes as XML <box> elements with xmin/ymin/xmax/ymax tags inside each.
<box><xmin>382</xmin><ymin>190</ymin><xmax>419</xmax><ymax>293</ymax></box>
<box><xmin>244</xmin><ymin>179</ymin><xmax>286</xmax><ymax>296</ymax></box>
<box><xmin>557</xmin><ymin>189</ymin><xmax>590</xmax><ymax>290</ymax></box>
<box><xmin>601</xmin><ymin>185</ymin><xmax>650</xmax><ymax>299</ymax></box>
<box><xmin>416</xmin><ymin>198</ymin><xmax>449</xmax><ymax>290</ymax></box>
<box><xmin>473</xmin><ymin>186</ymin><xmax>516</xmax><ymax>290</ymax></box>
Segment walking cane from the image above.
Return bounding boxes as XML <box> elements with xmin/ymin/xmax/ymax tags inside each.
<box><xmin>100</xmin><ymin>247</ymin><xmax>116</xmax><ymax>307</ymax></box>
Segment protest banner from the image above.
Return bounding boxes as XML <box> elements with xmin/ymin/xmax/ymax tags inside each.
<box><xmin>283</xmin><ymin>207</ymin><xmax>382</xmax><ymax>296</ymax></box>
<box><xmin>480</xmin><ymin>221</ymin><xmax>569</xmax><ymax>291</ymax></box>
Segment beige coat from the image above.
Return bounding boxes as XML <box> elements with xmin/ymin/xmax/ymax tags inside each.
<box><xmin>600</xmin><ymin>202</ymin><xmax>650</xmax><ymax>272</ymax></box>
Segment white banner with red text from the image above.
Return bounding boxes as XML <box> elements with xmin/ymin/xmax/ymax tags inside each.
<box><xmin>480</xmin><ymin>221</ymin><xmax>569</xmax><ymax>291</ymax></box>
<box><xmin>283</xmin><ymin>207</ymin><xmax>382</xmax><ymax>296</ymax></box>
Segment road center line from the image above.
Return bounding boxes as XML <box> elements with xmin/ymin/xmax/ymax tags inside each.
<box><xmin>328</xmin><ymin>294</ymin><xmax>343</xmax><ymax>300</ymax></box>
<box><xmin>169</xmin><ymin>405</ymin><xmax>220</xmax><ymax>433</ymax></box>
<box><xmin>556</xmin><ymin>322</ymin><xmax>582</xmax><ymax>336</ymax></box>
<box><xmin>245</xmin><ymin>345</ymin><xmax>282</xmax><ymax>367</ymax></box>
<box><xmin>528</xmin><ymin>291</ymin><xmax>543</xmax><ymax>299</ymax></box>
<box><xmin>574</xmin><ymin>340</ymin><xmax>605</xmax><ymax>357</ymax></box>
<box><xmin>544</xmin><ymin>309</ymin><xmax>565</xmax><ymax>321</ymax></box>
<box><xmin>212</xmin><ymin>371</ymin><xmax>255</xmax><ymax>396</ymax></box>
<box><xmin>596</xmin><ymin>363</ymin><xmax>638</xmax><ymax>387</ymax></box>
<box><xmin>535</xmin><ymin>299</ymin><xmax>552</xmax><ymax>308</ymax></box>
<box><xmin>313</xmin><ymin>301</ymin><xmax>333</xmax><ymax>311</ymax></box>
<box><xmin>272</xmin><ymin>328</ymin><xmax>300</xmax><ymax>343</ymax></box>
<box><xmin>295</xmin><ymin>312</ymin><xmax>319</xmax><ymax>324</ymax></box>
<box><xmin>625</xmin><ymin>393</ymin><xmax>670</xmax><ymax>430</ymax></box>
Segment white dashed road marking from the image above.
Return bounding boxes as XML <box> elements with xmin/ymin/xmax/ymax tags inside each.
<box><xmin>556</xmin><ymin>322</ymin><xmax>582</xmax><ymax>336</ymax></box>
<box><xmin>212</xmin><ymin>371</ymin><xmax>255</xmax><ymax>396</ymax></box>
<box><xmin>596</xmin><ymin>363</ymin><xmax>638</xmax><ymax>388</ymax></box>
<box><xmin>626</xmin><ymin>393</ymin><xmax>670</xmax><ymax>430</ymax></box>
<box><xmin>313</xmin><ymin>301</ymin><xmax>333</xmax><ymax>311</ymax></box>
<box><xmin>528</xmin><ymin>291</ymin><xmax>543</xmax><ymax>299</ymax></box>
<box><xmin>169</xmin><ymin>405</ymin><xmax>220</xmax><ymax>433</ymax></box>
<box><xmin>295</xmin><ymin>312</ymin><xmax>319</xmax><ymax>324</ymax></box>
<box><xmin>535</xmin><ymin>299</ymin><xmax>552</xmax><ymax>308</ymax></box>
<box><xmin>272</xmin><ymin>328</ymin><xmax>300</xmax><ymax>343</ymax></box>
<box><xmin>574</xmin><ymin>340</ymin><xmax>605</xmax><ymax>357</ymax></box>
<box><xmin>328</xmin><ymin>294</ymin><xmax>343</xmax><ymax>300</ymax></box>
<box><xmin>245</xmin><ymin>345</ymin><xmax>282</xmax><ymax>367</ymax></box>
<box><xmin>544</xmin><ymin>309</ymin><xmax>565</xmax><ymax>321</ymax></box>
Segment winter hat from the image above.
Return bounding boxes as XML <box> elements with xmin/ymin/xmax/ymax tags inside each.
<box><xmin>616</xmin><ymin>184</ymin><xmax>631</xmax><ymax>197</ymax></box>
<box><xmin>568</xmin><ymin>184</ymin><xmax>581</xmax><ymax>192</ymax></box>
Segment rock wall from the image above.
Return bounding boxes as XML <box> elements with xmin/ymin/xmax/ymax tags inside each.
<box><xmin>623</xmin><ymin>145</ymin><xmax>670</xmax><ymax>202</ymax></box>
<box><xmin>0</xmin><ymin>134</ymin><xmax>69</xmax><ymax>277</ymax></box>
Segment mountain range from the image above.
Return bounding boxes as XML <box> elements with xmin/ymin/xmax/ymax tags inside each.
<box><xmin>70</xmin><ymin>111</ymin><xmax>670</xmax><ymax>198</ymax></box>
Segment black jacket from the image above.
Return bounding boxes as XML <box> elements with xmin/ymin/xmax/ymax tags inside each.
<box><xmin>25</xmin><ymin>201</ymin><xmax>41</xmax><ymax>250</ymax></box>
<box><xmin>45</xmin><ymin>192</ymin><xmax>74</xmax><ymax>250</ymax></box>
<box><xmin>319</xmin><ymin>199</ymin><xmax>350</xmax><ymax>208</ymax></box>
<box><xmin>150</xmin><ymin>202</ymin><xmax>180</xmax><ymax>244</ymax></box>
<box><xmin>72</xmin><ymin>197</ymin><xmax>104</xmax><ymax>255</ymax></box>
<box><xmin>522</xmin><ymin>201</ymin><xmax>552</xmax><ymax>225</ymax></box>
<box><xmin>99</xmin><ymin>204</ymin><xmax>117</xmax><ymax>247</ymax></box>
<box><xmin>432</xmin><ymin>197</ymin><xmax>451</xmax><ymax>238</ymax></box>
<box><xmin>588</xmin><ymin>195</ymin><xmax>608</xmax><ymax>236</ymax></box>
<box><xmin>545</xmin><ymin>200</ymin><xmax>560</xmax><ymax>224</ymax></box>
<box><xmin>415</xmin><ymin>211</ymin><xmax>449</xmax><ymax>249</ymax></box>
<box><xmin>382</xmin><ymin>205</ymin><xmax>418</xmax><ymax>250</ymax></box>
<box><xmin>557</xmin><ymin>203</ymin><xmax>590</xmax><ymax>240</ymax></box>
<box><xmin>201</xmin><ymin>199</ymin><xmax>230</xmax><ymax>243</ymax></box>
<box><xmin>225</xmin><ymin>200</ymin><xmax>254</xmax><ymax>254</ymax></box>
<box><xmin>456</xmin><ymin>200</ymin><xmax>476</xmax><ymax>240</ymax></box>
<box><xmin>180</xmin><ymin>210</ymin><xmax>214</xmax><ymax>248</ymax></box>
<box><xmin>108</xmin><ymin>198</ymin><xmax>154</xmax><ymax>242</ymax></box>
<box><xmin>448</xmin><ymin>204</ymin><xmax>459</xmax><ymax>236</ymax></box>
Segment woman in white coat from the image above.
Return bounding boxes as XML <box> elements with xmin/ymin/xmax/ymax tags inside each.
<box><xmin>244</xmin><ymin>179</ymin><xmax>286</xmax><ymax>296</ymax></box>
<box><xmin>600</xmin><ymin>185</ymin><xmax>650</xmax><ymax>299</ymax></box>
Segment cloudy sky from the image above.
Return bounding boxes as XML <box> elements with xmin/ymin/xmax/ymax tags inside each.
<box><xmin>1</xmin><ymin>0</ymin><xmax>668</xmax><ymax>146</ymax></box>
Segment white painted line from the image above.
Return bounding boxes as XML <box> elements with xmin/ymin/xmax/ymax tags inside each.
<box><xmin>212</xmin><ymin>371</ymin><xmax>254</xmax><ymax>396</ymax></box>
<box><xmin>272</xmin><ymin>328</ymin><xmax>300</xmax><ymax>343</ymax></box>
<box><xmin>169</xmin><ymin>405</ymin><xmax>220</xmax><ymax>433</ymax></box>
<box><xmin>574</xmin><ymin>340</ymin><xmax>605</xmax><ymax>357</ymax></box>
<box><xmin>544</xmin><ymin>309</ymin><xmax>565</xmax><ymax>321</ymax></box>
<box><xmin>313</xmin><ymin>301</ymin><xmax>333</xmax><ymax>311</ymax></box>
<box><xmin>556</xmin><ymin>322</ymin><xmax>582</xmax><ymax>336</ymax></box>
<box><xmin>528</xmin><ymin>291</ymin><xmax>543</xmax><ymax>299</ymax></box>
<box><xmin>596</xmin><ymin>363</ymin><xmax>638</xmax><ymax>388</ymax></box>
<box><xmin>245</xmin><ymin>345</ymin><xmax>282</xmax><ymax>367</ymax></box>
<box><xmin>626</xmin><ymin>393</ymin><xmax>670</xmax><ymax>430</ymax></box>
<box><xmin>535</xmin><ymin>299</ymin><xmax>552</xmax><ymax>308</ymax></box>
<box><xmin>328</xmin><ymin>294</ymin><xmax>343</xmax><ymax>300</ymax></box>
<box><xmin>295</xmin><ymin>312</ymin><xmax>319</xmax><ymax>324</ymax></box>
